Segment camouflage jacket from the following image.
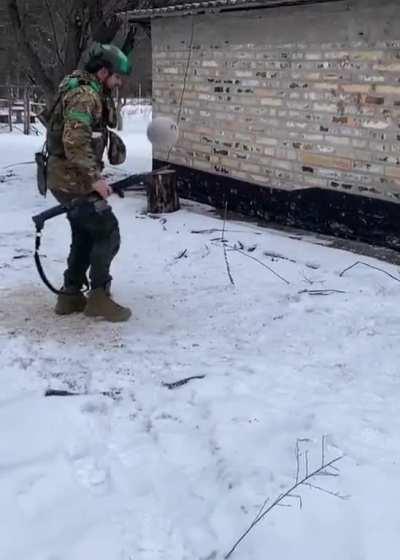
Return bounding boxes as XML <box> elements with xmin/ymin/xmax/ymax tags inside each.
<box><xmin>46</xmin><ymin>70</ymin><xmax>117</xmax><ymax>198</ymax></box>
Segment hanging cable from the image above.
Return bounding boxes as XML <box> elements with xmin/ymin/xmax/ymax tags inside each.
<box><xmin>167</xmin><ymin>14</ymin><xmax>195</xmax><ymax>162</ymax></box>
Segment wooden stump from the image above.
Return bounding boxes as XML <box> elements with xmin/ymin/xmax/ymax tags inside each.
<box><xmin>146</xmin><ymin>169</ymin><xmax>180</xmax><ymax>214</ymax></box>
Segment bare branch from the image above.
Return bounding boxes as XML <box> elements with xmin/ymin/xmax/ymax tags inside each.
<box><xmin>314</xmin><ymin>470</ymin><xmax>339</xmax><ymax>478</ymax></box>
<box><xmin>7</xmin><ymin>0</ymin><xmax>55</xmax><ymax>100</ymax></box>
<box><xmin>44</xmin><ymin>0</ymin><xmax>64</xmax><ymax>67</ymax></box>
<box><xmin>122</xmin><ymin>25</ymin><xmax>137</xmax><ymax>54</ymax></box>
<box><xmin>228</xmin><ymin>246</ymin><xmax>290</xmax><ymax>285</ymax></box>
<box><xmin>92</xmin><ymin>13</ymin><xmax>123</xmax><ymax>44</ymax></box>
<box><xmin>254</xmin><ymin>498</ymin><xmax>270</xmax><ymax>523</ymax></box>
<box><xmin>222</xmin><ymin>201</ymin><xmax>235</xmax><ymax>287</ymax></box>
<box><xmin>295</xmin><ymin>440</ymin><xmax>301</xmax><ymax>484</ymax></box>
<box><xmin>62</xmin><ymin>0</ymin><xmax>85</xmax><ymax>73</ymax></box>
<box><xmin>224</xmin><ymin>440</ymin><xmax>345</xmax><ymax>560</ymax></box>
<box><xmin>339</xmin><ymin>260</ymin><xmax>400</xmax><ymax>283</ymax></box>
<box><xmin>305</xmin><ymin>482</ymin><xmax>349</xmax><ymax>500</ymax></box>
<box><xmin>287</xmin><ymin>493</ymin><xmax>303</xmax><ymax>509</ymax></box>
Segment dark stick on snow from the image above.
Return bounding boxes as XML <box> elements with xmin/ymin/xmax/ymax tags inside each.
<box><xmin>191</xmin><ymin>228</ymin><xmax>261</xmax><ymax>236</ymax></box>
<box><xmin>44</xmin><ymin>389</ymin><xmax>119</xmax><ymax>398</ymax></box>
<box><xmin>298</xmin><ymin>289</ymin><xmax>346</xmax><ymax>296</ymax></box>
<box><xmin>229</xmin><ymin>247</ymin><xmax>290</xmax><ymax>285</ymax></box>
<box><xmin>339</xmin><ymin>260</ymin><xmax>400</xmax><ymax>283</ymax></box>
<box><xmin>162</xmin><ymin>375</ymin><xmax>205</xmax><ymax>390</ymax></box>
<box><xmin>175</xmin><ymin>249</ymin><xmax>188</xmax><ymax>260</ymax></box>
<box><xmin>45</xmin><ymin>389</ymin><xmax>81</xmax><ymax>397</ymax></box>
<box><xmin>264</xmin><ymin>251</ymin><xmax>296</xmax><ymax>263</ymax></box>
<box><xmin>222</xmin><ymin>201</ymin><xmax>235</xmax><ymax>286</ymax></box>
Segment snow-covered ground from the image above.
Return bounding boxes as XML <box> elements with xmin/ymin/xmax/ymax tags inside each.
<box><xmin>1</xmin><ymin>108</ymin><xmax>400</xmax><ymax>560</ymax></box>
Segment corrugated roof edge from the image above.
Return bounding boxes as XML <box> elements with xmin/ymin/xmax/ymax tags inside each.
<box><xmin>123</xmin><ymin>0</ymin><xmax>343</xmax><ymax>21</ymax></box>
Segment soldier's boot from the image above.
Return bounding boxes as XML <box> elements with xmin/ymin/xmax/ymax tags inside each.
<box><xmin>84</xmin><ymin>288</ymin><xmax>131</xmax><ymax>323</ymax></box>
<box><xmin>55</xmin><ymin>289</ymin><xmax>86</xmax><ymax>315</ymax></box>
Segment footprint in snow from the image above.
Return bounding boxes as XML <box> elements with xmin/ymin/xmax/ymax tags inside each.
<box><xmin>73</xmin><ymin>456</ymin><xmax>109</xmax><ymax>491</ymax></box>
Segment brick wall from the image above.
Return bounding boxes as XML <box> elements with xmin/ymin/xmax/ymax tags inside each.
<box><xmin>151</xmin><ymin>0</ymin><xmax>400</xmax><ymax>202</ymax></box>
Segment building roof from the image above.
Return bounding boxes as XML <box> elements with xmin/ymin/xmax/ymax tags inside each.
<box><xmin>125</xmin><ymin>0</ymin><xmax>342</xmax><ymax>21</ymax></box>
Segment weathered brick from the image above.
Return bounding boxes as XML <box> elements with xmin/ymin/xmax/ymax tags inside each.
<box><xmin>352</xmin><ymin>51</ymin><xmax>385</xmax><ymax>61</ymax></box>
<box><xmin>364</xmin><ymin>95</ymin><xmax>385</xmax><ymax>105</ymax></box>
<box><xmin>152</xmin><ymin>6</ymin><xmax>400</xmax><ymax>201</ymax></box>
<box><xmin>353</xmin><ymin>160</ymin><xmax>384</xmax><ymax>174</ymax></box>
<box><xmin>192</xmin><ymin>160</ymin><xmax>212</xmax><ymax>171</ymax></box>
<box><xmin>325</xmin><ymin>136</ymin><xmax>351</xmax><ymax>146</ymax></box>
<box><xmin>362</xmin><ymin>119</ymin><xmax>390</xmax><ymax>130</ymax></box>
<box><xmin>257</xmin><ymin>137</ymin><xmax>278</xmax><ymax>146</ymax></box>
<box><xmin>385</xmin><ymin>166</ymin><xmax>400</xmax><ymax>180</ymax></box>
<box><xmin>234</xmin><ymin>70</ymin><xmax>253</xmax><ymax>78</ymax></box>
<box><xmin>311</xmin><ymin>82</ymin><xmax>338</xmax><ymax>91</ymax></box>
<box><xmin>305</xmin><ymin>52</ymin><xmax>322</xmax><ymax>60</ymax></box>
<box><xmin>259</xmin><ymin>98</ymin><xmax>283</xmax><ymax>107</ymax></box>
<box><xmin>162</xmin><ymin>67</ymin><xmax>179</xmax><ymax>74</ymax></box>
<box><xmin>263</xmin><ymin>147</ymin><xmax>275</xmax><ymax>157</ymax></box>
<box><xmin>340</xmin><ymin>84</ymin><xmax>372</xmax><ymax>94</ymax></box>
<box><xmin>241</xmin><ymin>162</ymin><xmax>261</xmax><ymax>173</ymax></box>
<box><xmin>249</xmin><ymin>174</ymin><xmax>269</xmax><ymax>184</ymax></box>
<box><xmin>313</xmin><ymin>103</ymin><xmax>338</xmax><ymax>112</ymax></box>
<box><xmin>375</xmin><ymin>85</ymin><xmax>400</xmax><ymax>96</ymax></box>
<box><xmin>221</xmin><ymin>157</ymin><xmax>241</xmax><ymax>169</ymax></box>
<box><xmin>373</xmin><ymin>63</ymin><xmax>400</xmax><ymax>72</ymax></box>
<box><xmin>183</xmin><ymin>132</ymin><xmax>199</xmax><ymax>142</ymax></box>
<box><xmin>302</xmin><ymin>152</ymin><xmax>353</xmax><ymax>171</ymax></box>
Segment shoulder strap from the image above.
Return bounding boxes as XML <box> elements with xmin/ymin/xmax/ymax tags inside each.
<box><xmin>64</xmin><ymin>77</ymin><xmax>102</xmax><ymax>95</ymax></box>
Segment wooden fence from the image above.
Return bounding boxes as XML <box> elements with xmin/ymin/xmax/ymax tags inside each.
<box><xmin>0</xmin><ymin>83</ymin><xmax>152</xmax><ymax>135</ymax></box>
<box><xmin>0</xmin><ymin>85</ymin><xmax>45</xmax><ymax>134</ymax></box>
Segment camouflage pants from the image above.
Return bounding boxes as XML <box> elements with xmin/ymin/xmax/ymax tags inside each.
<box><xmin>63</xmin><ymin>199</ymin><xmax>120</xmax><ymax>291</ymax></box>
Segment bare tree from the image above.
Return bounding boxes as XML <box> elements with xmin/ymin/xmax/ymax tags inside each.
<box><xmin>6</xmin><ymin>0</ymin><xmax>144</xmax><ymax>104</ymax></box>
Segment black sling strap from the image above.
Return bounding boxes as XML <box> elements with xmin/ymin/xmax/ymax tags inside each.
<box><xmin>31</xmin><ymin>168</ymin><xmax>169</xmax><ymax>295</ymax></box>
<box><xmin>32</xmin><ymin>204</ymin><xmax>84</xmax><ymax>296</ymax></box>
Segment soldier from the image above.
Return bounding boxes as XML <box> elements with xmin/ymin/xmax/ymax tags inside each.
<box><xmin>46</xmin><ymin>44</ymin><xmax>132</xmax><ymax>322</ymax></box>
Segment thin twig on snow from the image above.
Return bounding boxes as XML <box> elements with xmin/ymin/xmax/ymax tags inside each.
<box><xmin>339</xmin><ymin>261</ymin><xmax>400</xmax><ymax>283</ymax></box>
<box><xmin>224</xmin><ymin>437</ymin><xmax>346</xmax><ymax>559</ymax></box>
<box><xmin>228</xmin><ymin>247</ymin><xmax>290</xmax><ymax>285</ymax></box>
<box><xmin>222</xmin><ymin>201</ymin><xmax>235</xmax><ymax>286</ymax></box>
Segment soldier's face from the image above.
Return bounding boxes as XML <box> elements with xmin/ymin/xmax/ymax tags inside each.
<box><xmin>105</xmin><ymin>73</ymin><xmax>123</xmax><ymax>91</ymax></box>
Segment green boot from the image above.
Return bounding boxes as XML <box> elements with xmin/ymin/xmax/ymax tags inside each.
<box><xmin>84</xmin><ymin>288</ymin><xmax>132</xmax><ymax>323</ymax></box>
<box><xmin>55</xmin><ymin>291</ymin><xmax>86</xmax><ymax>315</ymax></box>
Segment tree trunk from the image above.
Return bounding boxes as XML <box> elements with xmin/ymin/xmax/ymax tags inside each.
<box><xmin>7</xmin><ymin>0</ymin><xmax>56</xmax><ymax>103</ymax></box>
<box><xmin>23</xmin><ymin>87</ymin><xmax>31</xmax><ymax>135</ymax></box>
<box><xmin>147</xmin><ymin>169</ymin><xmax>180</xmax><ymax>214</ymax></box>
<box><xmin>7</xmin><ymin>86</ymin><xmax>13</xmax><ymax>133</ymax></box>
<box><xmin>6</xmin><ymin>1</ymin><xmax>128</xmax><ymax>108</ymax></box>
<box><xmin>115</xmin><ymin>87</ymin><xmax>123</xmax><ymax>131</ymax></box>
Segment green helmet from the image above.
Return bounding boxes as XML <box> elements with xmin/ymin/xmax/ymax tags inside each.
<box><xmin>88</xmin><ymin>43</ymin><xmax>133</xmax><ymax>76</ymax></box>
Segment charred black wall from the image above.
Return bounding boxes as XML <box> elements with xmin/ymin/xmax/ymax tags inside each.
<box><xmin>155</xmin><ymin>159</ymin><xmax>400</xmax><ymax>250</ymax></box>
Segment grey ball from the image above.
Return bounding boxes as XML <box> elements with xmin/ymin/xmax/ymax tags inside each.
<box><xmin>147</xmin><ymin>116</ymin><xmax>179</xmax><ymax>147</ymax></box>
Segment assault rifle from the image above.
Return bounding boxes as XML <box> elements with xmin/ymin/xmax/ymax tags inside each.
<box><xmin>32</xmin><ymin>167</ymin><xmax>168</xmax><ymax>231</ymax></box>
<box><xmin>32</xmin><ymin>167</ymin><xmax>169</xmax><ymax>295</ymax></box>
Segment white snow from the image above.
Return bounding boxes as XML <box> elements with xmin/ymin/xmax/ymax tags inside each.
<box><xmin>1</xmin><ymin>108</ymin><xmax>400</xmax><ymax>560</ymax></box>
